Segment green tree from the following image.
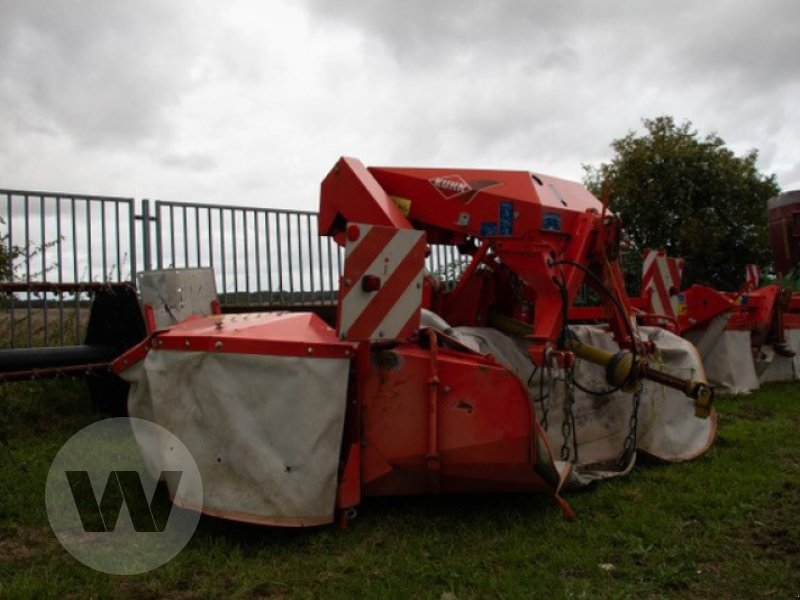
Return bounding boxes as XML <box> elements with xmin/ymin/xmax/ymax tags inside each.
<box><xmin>584</xmin><ymin>116</ymin><xmax>780</xmax><ymax>293</ymax></box>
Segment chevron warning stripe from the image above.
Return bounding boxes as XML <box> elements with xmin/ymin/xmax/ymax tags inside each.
<box><xmin>641</xmin><ymin>249</ymin><xmax>685</xmax><ymax>320</ymax></box>
<box><xmin>338</xmin><ymin>223</ymin><xmax>426</xmax><ymax>341</ymax></box>
<box><xmin>743</xmin><ymin>264</ymin><xmax>760</xmax><ymax>292</ymax></box>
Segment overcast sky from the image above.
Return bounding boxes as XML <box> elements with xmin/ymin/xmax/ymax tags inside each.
<box><xmin>1</xmin><ymin>0</ymin><xmax>798</xmax><ymax>211</ymax></box>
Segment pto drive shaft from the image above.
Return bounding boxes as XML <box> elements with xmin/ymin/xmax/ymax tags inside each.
<box><xmin>561</xmin><ymin>336</ymin><xmax>714</xmax><ymax>419</ymax></box>
<box><xmin>487</xmin><ymin>309</ymin><xmax>714</xmax><ymax>418</ymax></box>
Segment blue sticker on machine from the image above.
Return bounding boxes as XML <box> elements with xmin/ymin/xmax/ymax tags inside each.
<box><xmin>498</xmin><ymin>201</ymin><xmax>514</xmax><ymax>236</ymax></box>
<box><xmin>542</xmin><ymin>212</ymin><xmax>562</xmax><ymax>231</ymax></box>
<box><xmin>480</xmin><ymin>222</ymin><xmax>498</xmax><ymax>236</ymax></box>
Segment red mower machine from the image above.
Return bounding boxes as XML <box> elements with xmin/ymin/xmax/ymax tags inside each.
<box><xmin>115</xmin><ymin>158</ymin><xmax>716</xmax><ymax>526</ymax></box>
<box><xmin>631</xmin><ymin>189</ymin><xmax>800</xmax><ymax>394</ymax></box>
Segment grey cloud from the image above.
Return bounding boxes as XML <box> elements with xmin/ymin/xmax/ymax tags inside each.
<box><xmin>303</xmin><ymin>0</ymin><xmax>800</xmax><ymax>107</ymax></box>
<box><xmin>299</xmin><ymin>0</ymin><xmax>798</xmax><ymax>183</ymax></box>
<box><xmin>0</xmin><ymin>0</ymin><xmax>207</xmax><ymax>147</ymax></box>
<box><xmin>778</xmin><ymin>162</ymin><xmax>800</xmax><ymax>191</ymax></box>
<box><xmin>305</xmin><ymin>0</ymin><xmax>602</xmax><ymax>51</ymax></box>
<box><xmin>160</xmin><ymin>152</ymin><xmax>218</xmax><ymax>172</ymax></box>
<box><xmin>672</xmin><ymin>2</ymin><xmax>800</xmax><ymax>90</ymax></box>
<box><xmin>0</xmin><ymin>0</ymin><xmax>796</xmax><ymax>207</ymax></box>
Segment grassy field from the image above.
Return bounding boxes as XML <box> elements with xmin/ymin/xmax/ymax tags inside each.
<box><xmin>1</xmin><ymin>380</ymin><xmax>799</xmax><ymax>599</ymax></box>
<box><xmin>0</xmin><ymin>307</ymin><xmax>89</xmax><ymax>348</ymax></box>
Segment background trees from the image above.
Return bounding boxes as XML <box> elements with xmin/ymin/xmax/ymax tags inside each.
<box><xmin>584</xmin><ymin>116</ymin><xmax>780</xmax><ymax>293</ymax></box>
<box><xmin>0</xmin><ymin>218</ymin><xmax>20</xmax><ymax>283</ymax></box>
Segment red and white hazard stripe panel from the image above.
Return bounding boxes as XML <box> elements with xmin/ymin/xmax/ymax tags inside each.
<box><xmin>743</xmin><ymin>264</ymin><xmax>760</xmax><ymax>292</ymax></box>
<box><xmin>641</xmin><ymin>249</ymin><xmax>685</xmax><ymax>320</ymax></box>
<box><xmin>338</xmin><ymin>223</ymin><xmax>426</xmax><ymax>342</ymax></box>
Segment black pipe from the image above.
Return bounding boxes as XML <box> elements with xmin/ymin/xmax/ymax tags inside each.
<box><xmin>0</xmin><ymin>345</ymin><xmax>118</xmax><ymax>374</ymax></box>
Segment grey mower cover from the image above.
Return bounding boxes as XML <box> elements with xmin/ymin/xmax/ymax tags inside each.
<box><xmin>122</xmin><ymin>351</ymin><xmax>350</xmax><ymax>526</ymax></box>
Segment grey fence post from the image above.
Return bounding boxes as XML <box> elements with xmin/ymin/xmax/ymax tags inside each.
<box><xmin>154</xmin><ymin>200</ymin><xmax>163</xmax><ymax>270</ymax></box>
<box><xmin>128</xmin><ymin>199</ymin><xmax>138</xmax><ymax>283</ymax></box>
<box><xmin>139</xmin><ymin>199</ymin><xmax>152</xmax><ymax>272</ymax></box>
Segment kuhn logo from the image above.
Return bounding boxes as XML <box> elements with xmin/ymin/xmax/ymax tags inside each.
<box><xmin>430</xmin><ymin>175</ymin><xmax>472</xmax><ymax>198</ymax></box>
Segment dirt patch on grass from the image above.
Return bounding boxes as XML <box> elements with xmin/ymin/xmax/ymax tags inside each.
<box><xmin>248</xmin><ymin>582</ymin><xmax>290</xmax><ymax>598</ymax></box>
<box><xmin>0</xmin><ymin>525</ymin><xmax>52</xmax><ymax>560</ymax></box>
<box><xmin>723</xmin><ymin>402</ymin><xmax>775</xmax><ymax>422</ymax></box>
<box><xmin>750</xmin><ymin>479</ymin><xmax>800</xmax><ymax>558</ymax></box>
<box><xmin>751</xmin><ymin>525</ymin><xmax>799</xmax><ymax>557</ymax></box>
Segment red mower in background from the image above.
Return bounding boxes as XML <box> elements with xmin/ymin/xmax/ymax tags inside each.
<box><xmin>613</xmin><ymin>189</ymin><xmax>800</xmax><ymax>393</ymax></box>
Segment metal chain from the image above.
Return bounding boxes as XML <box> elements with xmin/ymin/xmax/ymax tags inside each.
<box><xmin>538</xmin><ymin>360</ymin><xmax>552</xmax><ymax>431</ymax></box>
<box><xmin>618</xmin><ymin>383</ymin><xmax>643</xmax><ymax>468</ymax></box>
<box><xmin>560</xmin><ymin>364</ymin><xmax>578</xmax><ymax>463</ymax></box>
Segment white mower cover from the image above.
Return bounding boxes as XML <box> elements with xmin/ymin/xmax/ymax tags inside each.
<box><xmin>452</xmin><ymin>324</ymin><xmax>716</xmax><ymax>488</ymax></box>
<box><xmin>756</xmin><ymin>328</ymin><xmax>800</xmax><ymax>384</ymax></box>
<box><xmin>685</xmin><ymin>329</ymin><xmax>760</xmax><ymax>394</ymax></box>
<box><xmin>686</xmin><ymin>328</ymin><xmax>800</xmax><ymax>393</ymax></box>
<box><xmin>122</xmin><ymin>351</ymin><xmax>350</xmax><ymax>526</ymax></box>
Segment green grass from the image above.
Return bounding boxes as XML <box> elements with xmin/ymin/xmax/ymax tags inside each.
<box><xmin>1</xmin><ymin>381</ymin><xmax>799</xmax><ymax>598</ymax></box>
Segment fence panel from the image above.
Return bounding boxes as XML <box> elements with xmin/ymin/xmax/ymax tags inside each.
<box><xmin>1</xmin><ymin>189</ymin><xmax>473</xmax><ymax>347</ymax></box>
<box><xmin>0</xmin><ymin>189</ymin><xmax>136</xmax><ymax>348</ymax></box>
<box><xmin>152</xmin><ymin>199</ymin><xmax>470</xmax><ymax>307</ymax></box>
<box><xmin>153</xmin><ymin>201</ymin><xmax>343</xmax><ymax>306</ymax></box>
